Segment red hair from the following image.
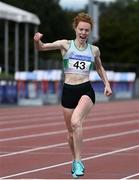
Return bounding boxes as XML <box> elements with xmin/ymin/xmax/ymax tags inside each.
<box><xmin>72</xmin><ymin>12</ymin><xmax>93</xmax><ymax>30</ymax></box>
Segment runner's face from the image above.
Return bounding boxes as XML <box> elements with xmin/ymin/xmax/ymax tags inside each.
<box><xmin>75</xmin><ymin>21</ymin><xmax>91</xmax><ymax>44</ymax></box>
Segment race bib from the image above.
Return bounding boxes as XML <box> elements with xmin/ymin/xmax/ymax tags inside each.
<box><xmin>68</xmin><ymin>59</ymin><xmax>91</xmax><ymax>72</ymax></box>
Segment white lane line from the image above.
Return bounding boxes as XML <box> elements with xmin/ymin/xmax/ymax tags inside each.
<box><xmin>1</xmin><ymin>144</ymin><xmax>139</xmax><ymax>179</ymax></box>
<box><xmin>0</xmin><ymin>119</ymin><xmax>139</xmax><ymax>142</ymax></box>
<box><xmin>0</xmin><ymin>120</ymin><xmax>63</xmax><ymax>132</ymax></box>
<box><xmin>0</xmin><ymin>129</ymin><xmax>139</xmax><ymax>158</ymax></box>
<box><xmin>0</xmin><ymin>109</ymin><xmax>138</xmax><ymax>125</ymax></box>
<box><xmin>0</xmin><ymin>115</ymin><xmax>63</xmax><ymax>125</ymax></box>
<box><xmin>0</xmin><ymin>111</ymin><xmax>62</xmax><ymax>121</ymax></box>
<box><xmin>1</xmin><ymin>111</ymin><xmax>139</xmax><ymax>131</ymax></box>
<box><xmin>0</xmin><ymin>129</ymin><xmax>66</xmax><ymax>142</ymax></box>
<box><xmin>121</xmin><ymin>172</ymin><xmax>139</xmax><ymax>179</ymax></box>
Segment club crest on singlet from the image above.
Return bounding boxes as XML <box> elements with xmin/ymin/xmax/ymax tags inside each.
<box><xmin>63</xmin><ymin>40</ymin><xmax>95</xmax><ymax>75</ymax></box>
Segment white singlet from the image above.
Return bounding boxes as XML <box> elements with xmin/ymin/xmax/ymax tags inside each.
<box><xmin>63</xmin><ymin>40</ymin><xmax>95</xmax><ymax>75</ymax></box>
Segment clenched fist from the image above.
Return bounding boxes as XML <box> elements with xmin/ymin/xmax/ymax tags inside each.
<box><xmin>33</xmin><ymin>32</ymin><xmax>43</xmax><ymax>42</ymax></box>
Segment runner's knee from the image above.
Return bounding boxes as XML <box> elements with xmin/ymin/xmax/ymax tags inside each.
<box><xmin>71</xmin><ymin>119</ymin><xmax>81</xmax><ymax>131</ymax></box>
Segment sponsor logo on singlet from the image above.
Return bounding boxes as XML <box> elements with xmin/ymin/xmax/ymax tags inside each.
<box><xmin>69</xmin><ymin>52</ymin><xmax>92</xmax><ymax>62</ymax></box>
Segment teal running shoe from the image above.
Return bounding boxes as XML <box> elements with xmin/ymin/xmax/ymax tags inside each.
<box><xmin>71</xmin><ymin>161</ymin><xmax>78</xmax><ymax>178</ymax></box>
<box><xmin>71</xmin><ymin>160</ymin><xmax>75</xmax><ymax>174</ymax></box>
<box><xmin>71</xmin><ymin>160</ymin><xmax>85</xmax><ymax>177</ymax></box>
<box><xmin>79</xmin><ymin>160</ymin><xmax>85</xmax><ymax>172</ymax></box>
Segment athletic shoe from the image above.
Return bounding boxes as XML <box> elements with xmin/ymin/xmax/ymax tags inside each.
<box><xmin>71</xmin><ymin>160</ymin><xmax>75</xmax><ymax>174</ymax></box>
<box><xmin>71</xmin><ymin>160</ymin><xmax>85</xmax><ymax>173</ymax></box>
<box><xmin>72</xmin><ymin>160</ymin><xmax>85</xmax><ymax>177</ymax></box>
<box><xmin>79</xmin><ymin>160</ymin><xmax>85</xmax><ymax>172</ymax></box>
<box><xmin>71</xmin><ymin>161</ymin><xmax>78</xmax><ymax>178</ymax></box>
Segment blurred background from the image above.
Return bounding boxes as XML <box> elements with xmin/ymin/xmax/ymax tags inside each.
<box><xmin>0</xmin><ymin>0</ymin><xmax>139</xmax><ymax>106</ymax></box>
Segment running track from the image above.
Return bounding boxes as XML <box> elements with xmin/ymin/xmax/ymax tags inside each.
<box><xmin>0</xmin><ymin>100</ymin><xmax>139</xmax><ymax>179</ymax></box>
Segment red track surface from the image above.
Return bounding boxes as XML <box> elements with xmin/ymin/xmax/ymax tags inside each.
<box><xmin>0</xmin><ymin>100</ymin><xmax>139</xmax><ymax>179</ymax></box>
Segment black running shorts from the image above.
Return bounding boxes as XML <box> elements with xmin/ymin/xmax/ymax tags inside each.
<box><xmin>61</xmin><ymin>81</ymin><xmax>95</xmax><ymax>109</ymax></box>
